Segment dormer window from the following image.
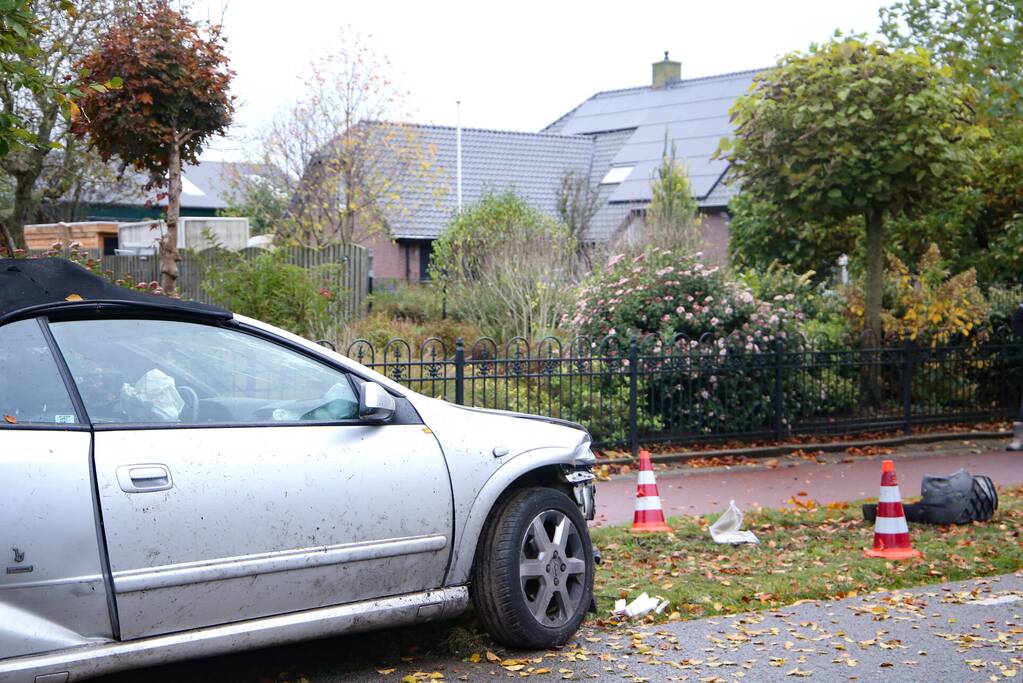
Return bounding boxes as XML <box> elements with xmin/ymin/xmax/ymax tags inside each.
<box><xmin>600</xmin><ymin>166</ymin><xmax>633</xmax><ymax>185</ymax></box>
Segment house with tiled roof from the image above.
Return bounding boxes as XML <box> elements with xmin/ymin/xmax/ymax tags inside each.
<box><xmin>362</xmin><ymin>55</ymin><xmax>760</xmax><ymax>282</ymax></box>
<box><xmin>543</xmin><ymin>56</ymin><xmax>758</xmax><ymax>256</ymax></box>
<box><xmin>365</xmin><ymin>125</ymin><xmax>597</xmax><ymax>281</ymax></box>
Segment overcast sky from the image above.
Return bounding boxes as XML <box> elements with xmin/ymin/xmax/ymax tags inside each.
<box><xmin>190</xmin><ymin>0</ymin><xmax>890</xmax><ymax>161</ymax></box>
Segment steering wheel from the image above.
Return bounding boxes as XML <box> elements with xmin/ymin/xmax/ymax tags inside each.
<box><xmin>178</xmin><ymin>385</ymin><xmax>199</xmax><ymax>422</ymax></box>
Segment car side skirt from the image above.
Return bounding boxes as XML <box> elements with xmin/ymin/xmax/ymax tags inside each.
<box><xmin>0</xmin><ymin>586</ymin><xmax>468</xmax><ymax>683</ymax></box>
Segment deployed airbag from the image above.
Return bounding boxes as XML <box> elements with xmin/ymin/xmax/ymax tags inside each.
<box><xmin>118</xmin><ymin>368</ymin><xmax>185</xmax><ymax>422</ymax></box>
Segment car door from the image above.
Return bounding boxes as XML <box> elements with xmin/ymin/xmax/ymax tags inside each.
<box><xmin>48</xmin><ymin>317</ymin><xmax>453</xmax><ymax>640</ymax></box>
<box><xmin>0</xmin><ymin>318</ymin><xmax>112</xmax><ymax>658</ymax></box>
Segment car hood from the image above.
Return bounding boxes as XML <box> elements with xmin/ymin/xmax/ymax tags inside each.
<box><xmin>452</xmin><ymin>405</ymin><xmax>588</xmax><ymax>435</ymax></box>
<box><xmin>408</xmin><ymin>395</ymin><xmax>591</xmax><ymax>462</ymax></box>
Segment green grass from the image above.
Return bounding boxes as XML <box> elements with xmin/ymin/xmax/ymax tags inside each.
<box><xmin>590</xmin><ymin>486</ymin><xmax>1023</xmax><ymax>621</ymax></box>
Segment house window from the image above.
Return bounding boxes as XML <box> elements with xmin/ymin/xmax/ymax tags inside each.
<box><xmin>103</xmin><ymin>236</ymin><xmax>118</xmax><ymax>256</ymax></box>
<box><xmin>600</xmin><ymin>166</ymin><xmax>634</xmax><ymax>185</ymax></box>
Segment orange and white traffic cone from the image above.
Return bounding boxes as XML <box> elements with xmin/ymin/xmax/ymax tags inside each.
<box><xmin>864</xmin><ymin>459</ymin><xmax>923</xmax><ymax>560</ymax></box>
<box><xmin>630</xmin><ymin>449</ymin><xmax>671</xmax><ymax>533</ymax></box>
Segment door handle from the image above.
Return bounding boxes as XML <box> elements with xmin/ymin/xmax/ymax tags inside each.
<box><xmin>116</xmin><ymin>464</ymin><xmax>174</xmax><ymax>493</ymax></box>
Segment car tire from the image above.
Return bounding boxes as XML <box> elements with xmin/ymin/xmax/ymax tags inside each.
<box><xmin>471</xmin><ymin>487</ymin><xmax>595</xmax><ymax>649</ymax></box>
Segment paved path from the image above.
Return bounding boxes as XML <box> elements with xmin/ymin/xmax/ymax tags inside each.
<box><xmin>347</xmin><ymin>572</ymin><xmax>1022</xmax><ymax>682</ymax></box>
<box><xmin>594</xmin><ymin>438</ymin><xmax>1023</xmax><ymax>526</ymax></box>
<box><xmin>100</xmin><ymin>573</ymin><xmax>1023</xmax><ymax>682</ymax></box>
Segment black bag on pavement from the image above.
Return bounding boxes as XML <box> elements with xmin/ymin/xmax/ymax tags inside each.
<box><xmin>862</xmin><ymin>468</ymin><xmax>998</xmax><ymax>525</ymax></box>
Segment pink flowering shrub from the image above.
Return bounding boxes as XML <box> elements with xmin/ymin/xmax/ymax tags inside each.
<box><xmin>570</xmin><ymin>247</ymin><xmax>801</xmax><ymax>348</ymax></box>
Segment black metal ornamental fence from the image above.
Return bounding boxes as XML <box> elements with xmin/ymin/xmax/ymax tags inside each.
<box><xmin>328</xmin><ymin>332</ymin><xmax>1023</xmax><ymax>454</ymax></box>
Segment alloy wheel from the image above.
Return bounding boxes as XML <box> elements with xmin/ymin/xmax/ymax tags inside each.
<box><xmin>518</xmin><ymin>509</ymin><xmax>588</xmax><ymax>627</ymax></box>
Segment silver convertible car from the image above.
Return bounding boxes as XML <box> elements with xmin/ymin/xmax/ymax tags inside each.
<box><xmin>0</xmin><ymin>259</ymin><xmax>597</xmax><ymax>682</ymax></box>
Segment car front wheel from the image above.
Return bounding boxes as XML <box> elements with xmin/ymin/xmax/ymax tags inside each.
<box><xmin>471</xmin><ymin>487</ymin><xmax>595</xmax><ymax>648</ymax></box>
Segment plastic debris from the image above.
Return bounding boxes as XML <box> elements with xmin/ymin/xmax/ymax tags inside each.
<box><xmin>612</xmin><ymin>592</ymin><xmax>668</xmax><ymax>619</ymax></box>
<box><xmin>709</xmin><ymin>499</ymin><xmax>759</xmax><ymax>545</ymax></box>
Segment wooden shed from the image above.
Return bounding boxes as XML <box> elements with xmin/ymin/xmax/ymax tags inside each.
<box><xmin>24</xmin><ymin>222</ymin><xmax>121</xmax><ymax>254</ymax></box>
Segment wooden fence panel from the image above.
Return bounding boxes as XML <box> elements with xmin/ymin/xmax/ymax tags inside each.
<box><xmin>72</xmin><ymin>244</ymin><xmax>371</xmax><ymax>319</ymax></box>
<box><xmin>99</xmin><ymin>253</ymin><xmax>160</xmax><ymax>286</ymax></box>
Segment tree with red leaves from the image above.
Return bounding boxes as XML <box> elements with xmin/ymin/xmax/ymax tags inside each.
<box><xmin>72</xmin><ymin>3</ymin><xmax>233</xmax><ymax>293</ymax></box>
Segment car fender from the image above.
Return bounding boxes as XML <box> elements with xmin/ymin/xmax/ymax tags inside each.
<box><xmin>444</xmin><ymin>444</ymin><xmax>586</xmax><ymax>586</ymax></box>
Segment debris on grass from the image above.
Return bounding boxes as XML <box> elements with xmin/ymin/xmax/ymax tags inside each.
<box><xmin>709</xmin><ymin>500</ymin><xmax>760</xmax><ymax>545</ymax></box>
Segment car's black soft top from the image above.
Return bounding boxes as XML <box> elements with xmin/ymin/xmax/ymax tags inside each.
<box><xmin>0</xmin><ymin>258</ymin><xmax>231</xmax><ymax>324</ymax></box>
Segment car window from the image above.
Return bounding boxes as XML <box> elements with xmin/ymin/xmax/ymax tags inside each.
<box><xmin>49</xmin><ymin>319</ymin><xmax>360</xmax><ymax>425</ymax></box>
<box><xmin>0</xmin><ymin>319</ymin><xmax>79</xmax><ymax>425</ymax></box>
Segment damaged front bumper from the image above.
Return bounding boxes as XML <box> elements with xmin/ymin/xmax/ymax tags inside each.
<box><xmin>563</xmin><ymin>467</ymin><xmax>596</xmax><ymax>521</ymax></box>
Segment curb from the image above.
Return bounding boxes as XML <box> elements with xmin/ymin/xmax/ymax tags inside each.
<box><xmin>597</xmin><ymin>430</ymin><xmax>1013</xmax><ymax>467</ymax></box>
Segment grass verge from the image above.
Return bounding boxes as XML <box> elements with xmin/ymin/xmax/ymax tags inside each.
<box><xmin>590</xmin><ymin>485</ymin><xmax>1023</xmax><ymax>622</ymax></box>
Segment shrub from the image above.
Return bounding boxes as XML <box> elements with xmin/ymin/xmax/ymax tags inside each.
<box><xmin>644</xmin><ymin>135</ymin><xmax>702</xmax><ymax>253</ymax></box>
<box><xmin>202</xmin><ymin>250</ymin><xmax>341</xmax><ymax>338</ymax></box>
<box><xmin>430</xmin><ymin>192</ymin><xmax>578</xmax><ymax>342</ymax></box>
<box><xmin>986</xmin><ymin>284</ymin><xmax>1023</xmax><ymax>330</ymax></box>
<box><xmin>844</xmin><ymin>243</ymin><xmax>989</xmax><ymax>345</ymax></box>
<box><xmin>368</xmin><ymin>282</ymin><xmax>446</xmax><ymax>323</ymax></box>
<box><xmin>342</xmin><ymin>314</ymin><xmax>481</xmax><ymax>357</ymax></box>
<box><xmin>738</xmin><ymin>263</ymin><xmax>855</xmax><ymax>346</ymax></box>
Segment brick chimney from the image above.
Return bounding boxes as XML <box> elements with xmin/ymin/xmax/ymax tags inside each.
<box><xmin>652</xmin><ymin>51</ymin><xmax>680</xmax><ymax>88</ymax></box>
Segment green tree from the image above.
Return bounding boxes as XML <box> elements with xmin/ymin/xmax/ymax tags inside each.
<box><xmin>727</xmin><ymin>192</ymin><xmax>860</xmax><ymax>280</ymax></box>
<box><xmin>719</xmin><ymin>38</ymin><xmax>974</xmax><ymax>342</ymax></box>
<box><xmin>880</xmin><ymin>0</ymin><xmax>1023</xmax><ymax>287</ymax></box>
<box><xmin>1</xmin><ymin>0</ymin><xmax>131</xmax><ymax>248</ymax></box>
<box><xmin>72</xmin><ymin>3</ymin><xmax>233</xmax><ymax>293</ymax></box>
<box><xmin>646</xmin><ymin>133</ymin><xmax>700</xmax><ymax>252</ymax></box>
<box><xmin>430</xmin><ymin>192</ymin><xmax>576</xmax><ymax>340</ymax></box>
<box><xmin>0</xmin><ymin>0</ymin><xmax>50</xmax><ymax>159</ymax></box>
<box><xmin>219</xmin><ymin>165</ymin><xmax>289</xmax><ymax>235</ymax></box>
<box><xmin>881</xmin><ymin>0</ymin><xmax>1023</xmax><ymax>120</ymax></box>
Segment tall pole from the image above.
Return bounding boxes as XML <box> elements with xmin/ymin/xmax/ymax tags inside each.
<box><xmin>456</xmin><ymin>100</ymin><xmax>463</xmax><ymax>212</ymax></box>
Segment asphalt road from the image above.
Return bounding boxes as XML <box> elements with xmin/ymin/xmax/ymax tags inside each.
<box><xmin>594</xmin><ymin>438</ymin><xmax>1023</xmax><ymax>525</ymax></box>
<box><xmin>339</xmin><ymin>572</ymin><xmax>1023</xmax><ymax>682</ymax></box>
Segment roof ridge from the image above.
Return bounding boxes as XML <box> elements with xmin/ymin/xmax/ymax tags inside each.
<box><xmin>589</xmin><ymin>67</ymin><xmax>767</xmax><ymax>100</ymax></box>
<box><xmin>391</xmin><ymin>121</ymin><xmax>592</xmax><ymax>141</ymax></box>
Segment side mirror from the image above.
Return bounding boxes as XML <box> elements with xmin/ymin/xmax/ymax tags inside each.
<box><xmin>359</xmin><ymin>381</ymin><xmax>396</xmax><ymax>423</ymax></box>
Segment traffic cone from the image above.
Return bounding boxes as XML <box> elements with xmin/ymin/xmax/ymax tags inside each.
<box><xmin>630</xmin><ymin>449</ymin><xmax>671</xmax><ymax>533</ymax></box>
<box><xmin>864</xmin><ymin>459</ymin><xmax>923</xmax><ymax>560</ymax></box>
